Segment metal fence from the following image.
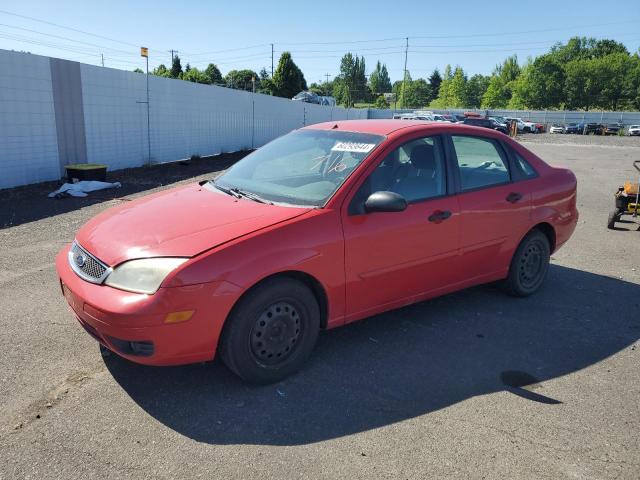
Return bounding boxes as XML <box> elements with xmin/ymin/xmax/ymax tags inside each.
<box><xmin>367</xmin><ymin>107</ymin><xmax>640</xmax><ymax>125</ymax></box>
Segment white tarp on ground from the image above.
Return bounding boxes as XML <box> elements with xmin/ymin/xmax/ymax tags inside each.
<box><xmin>48</xmin><ymin>181</ymin><xmax>121</xmax><ymax>198</ymax></box>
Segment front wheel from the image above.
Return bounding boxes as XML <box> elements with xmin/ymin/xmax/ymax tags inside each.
<box><xmin>219</xmin><ymin>277</ymin><xmax>320</xmax><ymax>384</ymax></box>
<box><xmin>503</xmin><ymin>230</ymin><xmax>550</xmax><ymax>297</ymax></box>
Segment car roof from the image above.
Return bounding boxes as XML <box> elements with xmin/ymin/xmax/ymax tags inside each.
<box><xmin>303</xmin><ymin>119</ymin><xmax>494</xmax><ymax>135</ymax></box>
<box><xmin>303</xmin><ymin>119</ymin><xmax>514</xmax><ymax>138</ymax></box>
<box><xmin>303</xmin><ymin>119</ymin><xmax>442</xmax><ymax>135</ymax></box>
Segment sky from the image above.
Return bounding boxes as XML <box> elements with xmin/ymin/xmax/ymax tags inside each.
<box><xmin>1</xmin><ymin>0</ymin><xmax>639</xmax><ymax>84</ymax></box>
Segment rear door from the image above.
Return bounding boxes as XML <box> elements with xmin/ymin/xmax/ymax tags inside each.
<box><xmin>448</xmin><ymin>134</ymin><xmax>532</xmax><ymax>280</ymax></box>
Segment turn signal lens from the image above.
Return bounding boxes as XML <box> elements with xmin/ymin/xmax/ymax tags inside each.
<box><xmin>164</xmin><ymin>310</ymin><xmax>194</xmax><ymax>324</ymax></box>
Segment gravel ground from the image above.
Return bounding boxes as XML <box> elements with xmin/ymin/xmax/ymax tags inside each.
<box><xmin>0</xmin><ymin>143</ymin><xmax>639</xmax><ymax>479</ymax></box>
<box><xmin>519</xmin><ymin>132</ymin><xmax>640</xmax><ymax>148</ymax></box>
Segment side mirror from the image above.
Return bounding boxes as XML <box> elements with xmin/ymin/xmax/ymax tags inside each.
<box><xmin>364</xmin><ymin>191</ymin><xmax>408</xmax><ymax>213</ymax></box>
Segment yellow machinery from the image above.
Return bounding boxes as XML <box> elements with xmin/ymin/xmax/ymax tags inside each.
<box><xmin>608</xmin><ymin>161</ymin><xmax>640</xmax><ymax>229</ymax></box>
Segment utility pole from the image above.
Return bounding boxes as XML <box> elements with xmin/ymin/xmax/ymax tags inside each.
<box><xmin>101</xmin><ymin>53</ymin><xmax>104</xmax><ymax>67</ymax></box>
<box><xmin>169</xmin><ymin>49</ymin><xmax>179</xmax><ymax>63</ymax></box>
<box><xmin>138</xmin><ymin>47</ymin><xmax>151</xmax><ymax>165</ymax></box>
<box><xmin>271</xmin><ymin>43</ymin><xmax>274</xmax><ymax>77</ymax></box>
<box><xmin>401</xmin><ymin>37</ymin><xmax>408</xmax><ymax>109</ymax></box>
<box><xmin>325</xmin><ymin>73</ymin><xmax>330</xmax><ymax>96</ymax></box>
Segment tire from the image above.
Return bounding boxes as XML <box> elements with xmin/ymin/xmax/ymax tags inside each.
<box><xmin>503</xmin><ymin>230</ymin><xmax>551</xmax><ymax>297</ymax></box>
<box><xmin>219</xmin><ymin>277</ymin><xmax>320</xmax><ymax>384</ymax></box>
<box><xmin>607</xmin><ymin>208</ymin><xmax>620</xmax><ymax>229</ymax></box>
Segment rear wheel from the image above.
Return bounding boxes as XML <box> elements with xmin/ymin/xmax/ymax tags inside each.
<box><xmin>607</xmin><ymin>208</ymin><xmax>620</xmax><ymax>229</ymax></box>
<box><xmin>219</xmin><ymin>277</ymin><xmax>320</xmax><ymax>384</ymax></box>
<box><xmin>503</xmin><ymin>230</ymin><xmax>550</xmax><ymax>297</ymax></box>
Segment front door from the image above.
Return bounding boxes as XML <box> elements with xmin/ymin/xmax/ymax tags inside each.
<box><xmin>342</xmin><ymin>135</ymin><xmax>461</xmax><ymax>320</ymax></box>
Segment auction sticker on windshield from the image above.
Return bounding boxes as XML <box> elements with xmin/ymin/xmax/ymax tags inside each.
<box><xmin>331</xmin><ymin>142</ymin><xmax>376</xmax><ymax>153</ymax></box>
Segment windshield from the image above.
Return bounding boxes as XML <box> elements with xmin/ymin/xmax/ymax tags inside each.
<box><xmin>215</xmin><ymin>129</ymin><xmax>385</xmax><ymax>207</ymax></box>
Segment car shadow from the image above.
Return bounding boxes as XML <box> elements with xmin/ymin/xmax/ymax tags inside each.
<box><xmin>105</xmin><ymin>265</ymin><xmax>640</xmax><ymax>446</ymax></box>
<box><xmin>0</xmin><ymin>151</ymin><xmax>247</xmax><ymax>229</ymax></box>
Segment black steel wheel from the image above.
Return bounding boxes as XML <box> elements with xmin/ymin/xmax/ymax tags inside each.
<box><xmin>250</xmin><ymin>301</ymin><xmax>302</xmax><ymax>365</ymax></box>
<box><xmin>219</xmin><ymin>277</ymin><xmax>320</xmax><ymax>384</ymax></box>
<box><xmin>503</xmin><ymin>230</ymin><xmax>551</xmax><ymax>297</ymax></box>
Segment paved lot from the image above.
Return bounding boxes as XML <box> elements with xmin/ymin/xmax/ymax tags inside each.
<box><xmin>1</xmin><ymin>142</ymin><xmax>639</xmax><ymax>479</ymax></box>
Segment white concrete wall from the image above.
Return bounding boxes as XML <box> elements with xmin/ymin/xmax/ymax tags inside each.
<box><xmin>0</xmin><ymin>50</ymin><xmax>59</xmax><ymax>189</ymax></box>
<box><xmin>0</xmin><ymin>50</ymin><xmax>375</xmax><ymax>189</ymax></box>
<box><xmin>81</xmin><ymin>64</ymin><xmax>148</xmax><ymax>170</ymax></box>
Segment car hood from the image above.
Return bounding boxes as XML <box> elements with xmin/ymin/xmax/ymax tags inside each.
<box><xmin>76</xmin><ymin>183</ymin><xmax>311</xmax><ymax>266</ymax></box>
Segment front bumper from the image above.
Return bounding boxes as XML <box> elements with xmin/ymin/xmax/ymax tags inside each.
<box><xmin>56</xmin><ymin>245</ymin><xmax>242</xmax><ymax>366</ymax></box>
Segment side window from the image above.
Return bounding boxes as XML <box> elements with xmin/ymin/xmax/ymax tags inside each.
<box><xmin>511</xmin><ymin>149</ymin><xmax>537</xmax><ymax>178</ymax></box>
<box><xmin>350</xmin><ymin>136</ymin><xmax>446</xmax><ymax>214</ymax></box>
<box><xmin>452</xmin><ymin>136</ymin><xmax>510</xmax><ymax>191</ymax></box>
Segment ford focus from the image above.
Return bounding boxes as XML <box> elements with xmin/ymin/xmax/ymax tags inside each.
<box><xmin>56</xmin><ymin>120</ymin><xmax>578</xmax><ymax>383</ymax></box>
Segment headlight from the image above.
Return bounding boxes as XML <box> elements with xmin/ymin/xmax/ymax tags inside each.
<box><xmin>104</xmin><ymin>257</ymin><xmax>188</xmax><ymax>294</ymax></box>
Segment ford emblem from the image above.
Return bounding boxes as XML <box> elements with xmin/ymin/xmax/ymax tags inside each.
<box><xmin>74</xmin><ymin>253</ymin><xmax>86</xmax><ymax>268</ymax></box>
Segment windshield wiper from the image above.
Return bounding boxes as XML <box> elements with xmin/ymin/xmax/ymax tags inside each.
<box><xmin>211</xmin><ymin>181</ymin><xmax>242</xmax><ymax>199</ymax></box>
<box><xmin>229</xmin><ymin>187</ymin><xmax>272</xmax><ymax>204</ymax></box>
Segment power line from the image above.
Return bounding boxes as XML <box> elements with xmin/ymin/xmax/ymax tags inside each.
<box><xmin>0</xmin><ymin>22</ymin><xmax>140</xmax><ymax>56</ymax></box>
<box><xmin>0</xmin><ymin>8</ymin><xmax>165</xmax><ymax>53</ymax></box>
<box><xmin>183</xmin><ymin>43</ymin><xmax>270</xmax><ymax>57</ymax></box>
<box><xmin>410</xmin><ymin>19</ymin><xmax>640</xmax><ymax>39</ymax></box>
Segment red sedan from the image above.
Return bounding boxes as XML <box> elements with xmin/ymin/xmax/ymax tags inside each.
<box><xmin>56</xmin><ymin>120</ymin><xmax>578</xmax><ymax>383</ymax></box>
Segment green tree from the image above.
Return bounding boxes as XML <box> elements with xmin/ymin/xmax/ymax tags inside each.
<box><xmin>133</xmin><ymin>68</ymin><xmax>144</xmax><ymax>74</ymax></box>
<box><xmin>598</xmin><ymin>52</ymin><xmax>634</xmax><ymax>110</ymax></box>
<box><xmin>374</xmin><ymin>95</ymin><xmax>389</xmax><ymax>109</ymax></box>
<box><xmin>204</xmin><ymin>63</ymin><xmax>223</xmax><ymax>85</ymax></box>
<box><xmin>170</xmin><ymin>55</ymin><xmax>183</xmax><ymax>78</ymax></box>
<box><xmin>152</xmin><ymin>64</ymin><xmax>171</xmax><ymax>78</ymax></box>
<box><xmin>369</xmin><ymin>61</ymin><xmax>382</xmax><ymax>94</ymax></box>
<box><xmin>449</xmin><ymin>66</ymin><xmax>468</xmax><ymax>107</ymax></box>
<box><xmin>369</xmin><ymin>61</ymin><xmax>392</xmax><ymax>95</ymax></box>
<box><xmin>431</xmin><ymin>65</ymin><xmax>452</xmax><ymax>107</ymax></box>
<box><xmin>564</xmin><ymin>58</ymin><xmax>603</xmax><ymax>110</ymax></box>
<box><xmin>378</xmin><ymin>64</ymin><xmax>392</xmax><ymax>93</ymax></box>
<box><xmin>182</xmin><ymin>67</ymin><xmax>209</xmax><ymax>84</ymax></box>
<box><xmin>592</xmin><ymin>39</ymin><xmax>629</xmax><ymax>58</ymax></box>
<box><xmin>481</xmin><ymin>76</ymin><xmax>507</xmax><ymax>108</ymax></box>
<box><xmin>257</xmin><ymin>68</ymin><xmax>275</xmax><ymax>95</ymax></box>
<box><xmin>465</xmin><ymin>74</ymin><xmax>489</xmax><ymax>108</ymax></box>
<box><xmin>525</xmin><ymin>55</ymin><xmax>565</xmax><ymax>108</ymax></box>
<box><xmin>272</xmin><ymin>52</ymin><xmax>307</xmax><ymax>98</ymax></box>
<box><xmin>334</xmin><ymin>53</ymin><xmax>370</xmax><ymax>106</ymax></box>
<box><xmin>225</xmin><ymin>69</ymin><xmax>259</xmax><ymax>91</ymax></box>
<box><xmin>428</xmin><ymin>69</ymin><xmax>442</xmax><ymax>101</ymax></box>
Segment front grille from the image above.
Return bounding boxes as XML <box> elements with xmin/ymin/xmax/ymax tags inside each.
<box><xmin>68</xmin><ymin>242</ymin><xmax>111</xmax><ymax>284</ymax></box>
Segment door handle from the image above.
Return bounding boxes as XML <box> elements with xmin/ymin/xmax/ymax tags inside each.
<box><xmin>428</xmin><ymin>210</ymin><xmax>452</xmax><ymax>223</ymax></box>
<box><xmin>506</xmin><ymin>192</ymin><xmax>523</xmax><ymax>203</ymax></box>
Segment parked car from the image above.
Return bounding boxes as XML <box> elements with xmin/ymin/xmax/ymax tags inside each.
<box><xmin>432</xmin><ymin>114</ymin><xmax>450</xmax><ymax>122</ymax></box>
<box><xmin>490</xmin><ymin>115</ymin><xmax>508</xmax><ymax>124</ymax></box>
<box><xmin>549</xmin><ymin>124</ymin><xmax>565</xmax><ymax>134</ymax></box>
<box><xmin>535</xmin><ymin>123</ymin><xmax>545</xmax><ymax>133</ymax></box>
<box><xmin>628</xmin><ymin>125</ymin><xmax>640</xmax><ymax>136</ymax></box>
<box><xmin>505</xmin><ymin>117</ymin><xmax>526</xmax><ymax>133</ymax></box>
<box><xmin>564</xmin><ymin>123</ymin><xmax>582</xmax><ymax>134</ymax></box>
<box><xmin>464</xmin><ymin>117</ymin><xmax>508</xmax><ymax>134</ymax></box>
<box><xmin>603</xmin><ymin>124</ymin><xmax>621</xmax><ymax>136</ymax></box>
<box><xmin>585</xmin><ymin>123</ymin><xmax>604</xmax><ymax>135</ymax></box>
<box><xmin>57</xmin><ymin>120</ymin><xmax>578</xmax><ymax>384</ymax></box>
